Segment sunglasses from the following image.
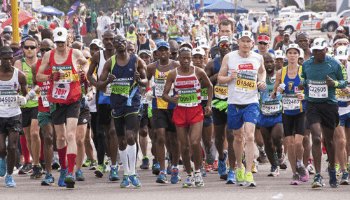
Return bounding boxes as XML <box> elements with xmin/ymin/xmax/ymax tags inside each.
<box><xmin>258</xmin><ymin>42</ymin><xmax>268</xmax><ymax>45</ymax></box>
<box><xmin>219</xmin><ymin>43</ymin><xmax>230</xmax><ymax>49</ymax></box>
<box><xmin>40</xmin><ymin>48</ymin><xmax>51</xmax><ymax>52</ymax></box>
<box><xmin>23</xmin><ymin>46</ymin><xmax>37</xmax><ymax>50</ymax></box>
<box><xmin>55</xmin><ymin>41</ymin><xmax>65</xmax><ymax>44</ymax></box>
<box><xmin>139</xmin><ymin>34</ymin><xmax>146</xmax><ymax>36</ymax></box>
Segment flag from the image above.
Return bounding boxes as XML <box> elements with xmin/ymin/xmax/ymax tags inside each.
<box><xmin>67</xmin><ymin>0</ymin><xmax>80</xmax><ymax>17</ymax></box>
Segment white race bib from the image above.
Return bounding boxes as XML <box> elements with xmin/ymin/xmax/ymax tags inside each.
<box><xmin>261</xmin><ymin>101</ymin><xmax>280</xmax><ymax>115</ymax></box>
<box><xmin>282</xmin><ymin>95</ymin><xmax>301</xmax><ymax>111</ymax></box>
<box><xmin>52</xmin><ymin>83</ymin><xmax>70</xmax><ymax>100</ymax></box>
<box><xmin>0</xmin><ymin>90</ymin><xmax>18</xmax><ymax>108</ymax></box>
<box><xmin>308</xmin><ymin>81</ymin><xmax>328</xmax><ymax>98</ymax></box>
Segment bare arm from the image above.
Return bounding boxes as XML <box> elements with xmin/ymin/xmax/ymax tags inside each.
<box><xmin>217</xmin><ymin>55</ymin><xmax>235</xmax><ymax>84</ymax></box>
<box><xmin>205</xmin><ymin>60</ymin><xmax>218</xmax><ymax>85</ymax></box>
<box><xmin>271</xmin><ymin>69</ymin><xmax>282</xmax><ymax>97</ymax></box>
<box><xmin>18</xmin><ymin>70</ymin><xmax>28</xmax><ymax>96</ymax></box>
<box><xmin>36</xmin><ymin>50</ymin><xmax>52</xmax><ymax>82</ymax></box>
<box><xmin>14</xmin><ymin>60</ymin><xmax>22</xmax><ymax>71</ymax></box>
<box><xmin>136</xmin><ymin>57</ymin><xmax>148</xmax><ymax>87</ymax></box>
<box><xmin>162</xmin><ymin>70</ymin><xmax>177</xmax><ymax>104</ymax></box>
<box><xmin>87</xmin><ymin>51</ymin><xmax>100</xmax><ymax>87</ymax></box>
<box><xmin>197</xmin><ymin>68</ymin><xmax>213</xmax><ymax>106</ymax></box>
<box><xmin>96</xmin><ymin>59</ymin><xmax>113</xmax><ymax>91</ymax></box>
<box><xmin>73</xmin><ymin>49</ymin><xmax>89</xmax><ymax>73</ymax></box>
<box><xmin>257</xmin><ymin>62</ymin><xmax>266</xmax><ymax>83</ymax></box>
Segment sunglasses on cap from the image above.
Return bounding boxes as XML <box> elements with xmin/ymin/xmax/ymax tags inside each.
<box><xmin>258</xmin><ymin>42</ymin><xmax>268</xmax><ymax>45</ymax></box>
<box><xmin>23</xmin><ymin>45</ymin><xmax>37</xmax><ymax>50</ymax></box>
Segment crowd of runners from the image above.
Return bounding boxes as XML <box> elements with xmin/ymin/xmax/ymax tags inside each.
<box><xmin>1</xmin><ymin>1</ymin><xmax>350</xmax><ymax>191</ymax></box>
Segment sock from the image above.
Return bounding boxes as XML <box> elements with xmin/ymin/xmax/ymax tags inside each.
<box><xmin>119</xmin><ymin>149</ymin><xmax>129</xmax><ymax>176</ymax></box>
<box><xmin>111</xmin><ymin>165</ymin><xmax>117</xmax><ymax>168</ymax></box>
<box><xmin>39</xmin><ymin>139</ymin><xmax>44</xmax><ymax>162</ymax></box>
<box><xmin>57</xmin><ymin>146</ymin><xmax>67</xmax><ymax>169</ymax></box>
<box><xmin>127</xmin><ymin>144</ymin><xmax>137</xmax><ymax>175</ymax></box>
<box><xmin>194</xmin><ymin>169</ymin><xmax>200</xmax><ymax>174</ymax></box>
<box><xmin>20</xmin><ymin>136</ymin><xmax>31</xmax><ymax>164</ymax></box>
<box><xmin>67</xmin><ymin>154</ymin><xmax>76</xmax><ymax>173</ymax></box>
<box><xmin>297</xmin><ymin>160</ymin><xmax>304</xmax><ymax>168</ymax></box>
<box><xmin>172</xmin><ymin>165</ymin><xmax>178</xmax><ymax>169</ymax></box>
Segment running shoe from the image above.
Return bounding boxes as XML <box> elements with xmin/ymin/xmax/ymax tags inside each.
<box><xmin>64</xmin><ymin>173</ymin><xmax>76</xmax><ymax>188</ymax></box>
<box><xmin>82</xmin><ymin>159</ymin><xmax>92</xmax><ymax>167</ymax></box>
<box><xmin>41</xmin><ymin>173</ymin><xmax>55</xmax><ymax>186</ymax></box>
<box><xmin>311</xmin><ymin>173</ymin><xmax>325</xmax><ymax>188</ymax></box>
<box><xmin>297</xmin><ymin>165</ymin><xmax>309</xmax><ymax>182</ymax></box>
<box><xmin>307</xmin><ymin>163</ymin><xmax>315</xmax><ymax>175</ymax></box>
<box><xmin>18</xmin><ymin>163</ymin><xmax>32</xmax><ymax>175</ymax></box>
<box><xmin>340</xmin><ymin>171</ymin><xmax>349</xmax><ymax>185</ymax></box>
<box><xmin>5</xmin><ymin>174</ymin><xmax>16</xmax><ymax>187</ymax></box>
<box><xmin>30</xmin><ymin>165</ymin><xmax>43</xmax><ymax>179</ymax></box>
<box><xmin>140</xmin><ymin>157</ymin><xmax>150</xmax><ymax>170</ymax></box>
<box><xmin>205</xmin><ymin>163</ymin><xmax>212</xmax><ymax>173</ymax></box>
<box><xmin>236</xmin><ymin>167</ymin><xmax>245</xmax><ymax>186</ymax></box>
<box><xmin>335</xmin><ymin>164</ymin><xmax>341</xmax><ymax>176</ymax></box>
<box><xmin>89</xmin><ymin>160</ymin><xmax>97</xmax><ymax>170</ymax></box>
<box><xmin>245</xmin><ymin>172</ymin><xmax>256</xmax><ymax>187</ymax></box>
<box><xmin>226</xmin><ymin>169</ymin><xmax>236</xmax><ymax>184</ymax></box>
<box><xmin>75</xmin><ymin>169</ymin><xmax>85</xmax><ymax>181</ymax></box>
<box><xmin>257</xmin><ymin>147</ymin><xmax>268</xmax><ymax>164</ymax></box>
<box><xmin>152</xmin><ymin>162</ymin><xmax>160</xmax><ymax>175</ymax></box>
<box><xmin>328</xmin><ymin>168</ymin><xmax>338</xmax><ymax>188</ymax></box>
<box><xmin>58</xmin><ymin>169</ymin><xmax>67</xmax><ymax>187</ymax></box>
<box><xmin>182</xmin><ymin>175</ymin><xmax>194</xmax><ymax>188</ymax></box>
<box><xmin>166</xmin><ymin>164</ymin><xmax>172</xmax><ymax>175</ymax></box>
<box><xmin>129</xmin><ymin>174</ymin><xmax>141</xmax><ymax>188</ymax></box>
<box><xmin>291</xmin><ymin>174</ymin><xmax>300</xmax><ymax>185</ymax></box>
<box><xmin>212</xmin><ymin>160</ymin><xmax>218</xmax><ymax>171</ymax></box>
<box><xmin>0</xmin><ymin>158</ymin><xmax>6</xmax><ymax>177</ymax></box>
<box><xmin>94</xmin><ymin>164</ymin><xmax>105</xmax><ymax>178</ymax></box>
<box><xmin>120</xmin><ymin>175</ymin><xmax>130</xmax><ymax>188</ymax></box>
<box><xmin>278</xmin><ymin>154</ymin><xmax>287</xmax><ymax>170</ymax></box>
<box><xmin>194</xmin><ymin>173</ymin><xmax>204</xmax><ymax>187</ymax></box>
<box><xmin>268</xmin><ymin>165</ymin><xmax>279</xmax><ymax>177</ymax></box>
<box><xmin>170</xmin><ymin>167</ymin><xmax>180</xmax><ymax>184</ymax></box>
<box><xmin>156</xmin><ymin>171</ymin><xmax>168</xmax><ymax>184</ymax></box>
<box><xmin>51</xmin><ymin>161</ymin><xmax>60</xmax><ymax>170</ymax></box>
<box><xmin>252</xmin><ymin>160</ymin><xmax>259</xmax><ymax>173</ymax></box>
<box><xmin>201</xmin><ymin>166</ymin><xmax>207</xmax><ymax>177</ymax></box>
<box><xmin>218</xmin><ymin>152</ymin><xmax>227</xmax><ymax>180</ymax></box>
<box><xmin>109</xmin><ymin>166</ymin><xmax>120</xmax><ymax>181</ymax></box>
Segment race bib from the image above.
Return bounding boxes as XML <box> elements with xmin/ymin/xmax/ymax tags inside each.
<box><xmin>178</xmin><ymin>88</ymin><xmax>199</xmax><ymax>107</ymax></box>
<box><xmin>52</xmin><ymin>83</ymin><xmax>70</xmax><ymax>100</ymax></box>
<box><xmin>214</xmin><ymin>84</ymin><xmax>228</xmax><ymax>99</ymax></box>
<box><xmin>103</xmin><ymin>84</ymin><xmax>111</xmax><ymax>96</ymax></box>
<box><xmin>0</xmin><ymin>90</ymin><xmax>18</xmax><ymax>108</ymax></box>
<box><xmin>308</xmin><ymin>81</ymin><xmax>328</xmax><ymax>98</ymax></box>
<box><xmin>154</xmin><ymin>79</ymin><xmax>174</xmax><ymax>97</ymax></box>
<box><xmin>53</xmin><ymin>66</ymin><xmax>74</xmax><ymax>84</ymax></box>
<box><xmin>111</xmin><ymin>81</ymin><xmax>130</xmax><ymax>98</ymax></box>
<box><xmin>261</xmin><ymin>101</ymin><xmax>281</xmax><ymax>116</ymax></box>
<box><xmin>282</xmin><ymin>95</ymin><xmax>300</xmax><ymax>111</ymax></box>
<box><xmin>201</xmin><ymin>88</ymin><xmax>208</xmax><ymax>101</ymax></box>
<box><xmin>234</xmin><ymin>70</ymin><xmax>257</xmax><ymax>93</ymax></box>
<box><xmin>40</xmin><ymin>90</ymin><xmax>49</xmax><ymax>107</ymax></box>
<box><xmin>336</xmin><ymin>88</ymin><xmax>350</xmax><ymax>102</ymax></box>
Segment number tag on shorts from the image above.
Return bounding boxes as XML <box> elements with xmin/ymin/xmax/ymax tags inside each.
<box><xmin>261</xmin><ymin>101</ymin><xmax>280</xmax><ymax>115</ymax></box>
<box><xmin>308</xmin><ymin>81</ymin><xmax>328</xmax><ymax>98</ymax></box>
<box><xmin>336</xmin><ymin>88</ymin><xmax>350</xmax><ymax>102</ymax></box>
<box><xmin>282</xmin><ymin>95</ymin><xmax>300</xmax><ymax>111</ymax></box>
<box><xmin>52</xmin><ymin>83</ymin><xmax>70</xmax><ymax>100</ymax></box>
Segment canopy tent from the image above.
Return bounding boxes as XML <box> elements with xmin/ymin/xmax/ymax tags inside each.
<box><xmin>1</xmin><ymin>10</ymin><xmax>34</xmax><ymax>28</ymax></box>
<box><xmin>194</xmin><ymin>0</ymin><xmax>219</xmax><ymax>9</ymax></box>
<box><xmin>33</xmin><ymin>6</ymin><xmax>65</xmax><ymax>16</ymax></box>
<box><xmin>202</xmin><ymin>0</ymin><xmax>249</xmax><ymax>13</ymax></box>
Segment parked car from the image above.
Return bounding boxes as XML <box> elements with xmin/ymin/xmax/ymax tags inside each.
<box><xmin>279</xmin><ymin>12</ymin><xmax>323</xmax><ymax>34</ymax></box>
<box><xmin>321</xmin><ymin>9</ymin><xmax>350</xmax><ymax>32</ymax></box>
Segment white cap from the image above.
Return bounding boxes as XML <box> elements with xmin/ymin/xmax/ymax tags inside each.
<box><xmin>275</xmin><ymin>50</ymin><xmax>285</xmax><ymax>59</ymax></box>
<box><xmin>261</xmin><ymin>17</ymin><xmax>266</xmax><ymax>22</ymax></box>
<box><xmin>311</xmin><ymin>38</ymin><xmax>328</xmax><ymax>51</ymax></box>
<box><xmin>192</xmin><ymin>47</ymin><xmax>205</xmax><ymax>56</ymax></box>
<box><xmin>195</xmin><ymin>21</ymin><xmax>200</xmax><ymax>26</ymax></box>
<box><xmin>239</xmin><ymin>31</ymin><xmax>254</xmax><ymax>41</ymax></box>
<box><xmin>286</xmin><ymin>43</ymin><xmax>301</xmax><ymax>54</ymax></box>
<box><xmin>53</xmin><ymin>27</ymin><xmax>68</xmax><ymax>42</ymax></box>
<box><xmin>335</xmin><ymin>46</ymin><xmax>348</xmax><ymax>60</ymax></box>
<box><xmin>198</xmin><ymin>38</ymin><xmax>209</xmax><ymax>49</ymax></box>
<box><xmin>89</xmin><ymin>39</ymin><xmax>103</xmax><ymax>48</ymax></box>
<box><xmin>138</xmin><ymin>27</ymin><xmax>147</xmax><ymax>34</ymax></box>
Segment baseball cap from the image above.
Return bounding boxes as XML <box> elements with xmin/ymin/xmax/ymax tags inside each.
<box><xmin>286</xmin><ymin>43</ymin><xmax>301</xmax><ymax>54</ymax></box>
<box><xmin>277</xmin><ymin>26</ymin><xmax>284</xmax><ymax>31</ymax></box>
<box><xmin>239</xmin><ymin>31</ymin><xmax>254</xmax><ymax>41</ymax></box>
<box><xmin>283</xmin><ymin>31</ymin><xmax>290</xmax><ymax>36</ymax></box>
<box><xmin>138</xmin><ymin>27</ymin><xmax>147</xmax><ymax>34</ymax></box>
<box><xmin>337</xmin><ymin>26</ymin><xmax>345</xmax><ymax>32</ymax></box>
<box><xmin>180</xmin><ymin>42</ymin><xmax>193</xmax><ymax>49</ymax></box>
<box><xmin>138</xmin><ymin>49</ymin><xmax>152</xmax><ymax>56</ymax></box>
<box><xmin>275</xmin><ymin>50</ymin><xmax>285</xmax><ymax>59</ymax></box>
<box><xmin>157</xmin><ymin>41</ymin><xmax>170</xmax><ymax>49</ymax></box>
<box><xmin>257</xmin><ymin>34</ymin><xmax>270</xmax><ymax>44</ymax></box>
<box><xmin>0</xmin><ymin>46</ymin><xmax>13</xmax><ymax>55</ymax></box>
<box><xmin>3</xmin><ymin>26</ymin><xmax>13</xmax><ymax>33</ymax></box>
<box><xmin>335</xmin><ymin>46</ymin><xmax>348</xmax><ymax>60</ymax></box>
<box><xmin>89</xmin><ymin>39</ymin><xmax>103</xmax><ymax>48</ymax></box>
<box><xmin>195</xmin><ymin>21</ymin><xmax>200</xmax><ymax>26</ymax></box>
<box><xmin>261</xmin><ymin>17</ymin><xmax>266</xmax><ymax>22</ymax></box>
<box><xmin>198</xmin><ymin>38</ymin><xmax>209</xmax><ymax>49</ymax></box>
<box><xmin>218</xmin><ymin>36</ymin><xmax>230</xmax><ymax>45</ymax></box>
<box><xmin>53</xmin><ymin>27</ymin><xmax>68</xmax><ymax>42</ymax></box>
<box><xmin>192</xmin><ymin>47</ymin><xmax>205</xmax><ymax>56</ymax></box>
<box><xmin>310</xmin><ymin>38</ymin><xmax>328</xmax><ymax>51</ymax></box>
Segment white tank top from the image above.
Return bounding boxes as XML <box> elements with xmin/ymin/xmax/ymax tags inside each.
<box><xmin>97</xmin><ymin>50</ymin><xmax>106</xmax><ymax>78</ymax></box>
<box><xmin>0</xmin><ymin>68</ymin><xmax>21</xmax><ymax>117</ymax></box>
<box><xmin>227</xmin><ymin>51</ymin><xmax>263</xmax><ymax>105</ymax></box>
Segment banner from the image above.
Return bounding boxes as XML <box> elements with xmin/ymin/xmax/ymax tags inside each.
<box><xmin>67</xmin><ymin>0</ymin><xmax>80</xmax><ymax>17</ymax></box>
<box><xmin>294</xmin><ymin>0</ymin><xmax>305</xmax><ymax>10</ymax></box>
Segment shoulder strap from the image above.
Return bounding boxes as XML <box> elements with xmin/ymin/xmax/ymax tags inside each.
<box><xmin>281</xmin><ymin>66</ymin><xmax>287</xmax><ymax>83</ymax></box>
<box><xmin>298</xmin><ymin>65</ymin><xmax>302</xmax><ymax>76</ymax></box>
<box><xmin>110</xmin><ymin>55</ymin><xmax>116</xmax><ymax>72</ymax></box>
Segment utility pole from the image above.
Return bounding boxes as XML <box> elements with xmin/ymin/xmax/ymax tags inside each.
<box><xmin>11</xmin><ymin>0</ymin><xmax>20</xmax><ymax>43</ymax></box>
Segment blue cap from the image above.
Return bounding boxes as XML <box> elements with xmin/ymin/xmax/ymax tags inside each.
<box><xmin>176</xmin><ymin>37</ymin><xmax>184</xmax><ymax>44</ymax></box>
<box><xmin>157</xmin><ymin>41</ymin><xmax>170</xmax><ymax>50</ymax></box>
